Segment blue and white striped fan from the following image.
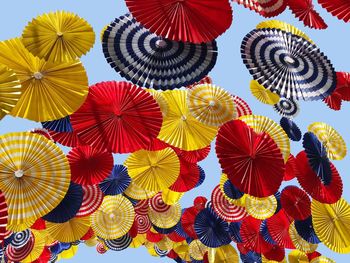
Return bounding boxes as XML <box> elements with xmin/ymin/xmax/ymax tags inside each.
<box><xmin>102</xmin><ymin>14</ymin><xmax>218</xmax><ymax>90</ymax></box>
<box><xmin>104</xmin><ymin>234</ymin><xmax>132</xmax><ymax>251</ymax></box>
<box><xmin>241</xmin><ymin>28</ymin><xmax>336</xmax><ymax>101</ymax></box>
<box><xmin>273</xmin><ymin>97</ymin><xmax>300</xmax><ymax>118</ymax></box>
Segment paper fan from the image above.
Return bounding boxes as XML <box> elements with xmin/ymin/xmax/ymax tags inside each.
<box><xmin>232</xmin><ymin>95</ymin><xmax>252</xmax><ymax>117</ymax></box>
<box><xmin>104</xmin><ymin>234</ymin><xmax>132</xmax><ymax>251</ymax></box>
<box><xmin>71</xmin><ymin>81</ymin><xmax>163</xmax><ymax>153</ymax></box>
<box><xmin>187</xmin><ymin>76</ymin><xmax>213</xmax><ymax>89</ymax></box>
<box><xmin>312</xmin><ymin>198</ymin><xmax>350</xmax><ymax>253</ymax></box>
<box><xmin>288</xmin><ymin>250</ymin><xmax>309</xmax><ymax>263</ymax></box>
<box><xmin>46</xmin><ymin>216</ymin><xmax>90</xmax><ymax>243</ymax></box>
<box><xmin>5</xmin><ymin>234</ymin><xmax>34</xmax><ymax>262</ymax></box>
<box><xmin>273</xmin><ymin>97</ymin><xmax>300</xmax><ymax>118</ymax></box>
<box><xmin>0</xmin><ymin>64</ymin><xmax>21</xmax><ymax>120</ymax></box>
<box><xmin>42</xmin><ymin>116</ymin><xmax>73</xmax><ymax>133</ymax></box>
<box><xmin>187</xmin><ymin>84</ymin><xmax>236</xmax><ymax>126</ymax></box>
<box><xmin>245</xmin><ymin>195</ymin><xmax>277</xmax><ymax>220</ymax></box>
<box><xmin>173</xmin><ymin>145</ymin><xmax>211</xmax><ymax>163</ymax></box>
<box><xmin>157</xmin><ymin>90</ymin><xmax>218</xmax><ymax>151</ymax></box>
<box><xmin>76</xmin><ymin>185</ymin><xmax>104</xmax><ymax>217</ymax></box>
<box><xmin>194</xmin><ymin>207</ymin><xmax>231</xmax><ymax>248</ymax></box>
<box><xmin>0</xmin><ymin>132</ymin><xmax>71</xmax><ymax>229</ymax></box>
<box><xmin>216</xmin><ymin>119</ymin><xmax>285</xmax><ymax>197</ymax></box>
<box><xmin>219</xmin><ymin>174</ymin><xmax>245</xmax><ymax>206</ymax></box>
<box><xmin>308</xmin><ymin>122</ymin><xmax>347</xmax><ymax>160</ymax></box>
<box><xmin>67</xmin><ymin>145</ymin><xmax>113</xmax><ymax>186</ymax></box>
<box><xmin>323</xmin><ymin>72</ymin><xmax>350</xmax><ymax>110</ymax></box>
<box><xmin>146</xmin><ymin>89</ymin><xmax>169</xmax><ymax>117</ymax></box>
<box><xmin>148</xmin><ymin>202</ymin><xmax>181</xmax><ymax>229</ymax></box>
<box><xmin>99</xmin><ymin>165</ymin><xmax>131</xmax><ymax>196</ymax></box>
<box><xmin>125</xmin><ymin>148</ymin><xmax>180</xmax><ymax>192</ymax></box>
<box><xmin>10</xmin><ymin>230</ymin><xmax>31</xmax><ymax>248</ymax></box>
<box><xmin>181</xmin><ymin>207</ymin><xmax>199</xmax><ymax>239</ymax></box>
<box><xmin>250</xmin><ymin>80</ymin><xmax>280</xmax><ymax>105</ymax></box>
<box><xmin>0</xmin><ymin>191</ymin><xmax>8</xmax><ymax>244</ymax></box>
<box><xmin>281</xmin><ymin>186</ymin><xmax>311</xmax><ymax>220</ymax></box>
<box><xmin>161</xmin><ymin>189</ymin><xmax>183</xmax><ymax>206</ymax></box>
<box><xmin>234</xmin><ymin>0</ymin><xmax>287</xmax><ymax>17</ymax></box>
<box><xmin>149</xmin><ymin>193</ymin><xmax>171</xmax><ymax>213</ymax></box>
<box><xmin>207</xmin><ymin>245</ymin><xmax>239</xmax><ymax>263</ymax></box>
<box><xmin>260</xmin><ymin>220</ymin><xmax>277</xmax><ymax>245</ymax></box>
<box><xmin>240</xmin><ymin>115</ymin><xmax>290</xmax><ymax>162</ymax></box>
<box><xmin>294</xmin><ymin>216</ymin><xmax>320</xmax><ymax>244</ymax></box>
<box><xmin>241</xmin><ymin>28</ymin><xmax>336</xmax><ymax>101</ymax></box>
<box><xmin>263</xmin><ymin>244</ymin><xmax>285</xmax><ymax>262</ymax></box>
<box><xmin>102</xmin><ymin>14</ymin><xmax>218</xmax><ymax>90</ymax></box>
<box><xmin>318</xmin><ymin>0</ymin><xmax>350</xmax><ymax>22</ymax></box>
<box><xmin>21</xmin><ymin>230</ymin><xmax>46</xmax><ymax>263</ymax></box>
<box><xmin>169</xmin><ymin>159</ymin><xmax>199</xmax><ymax>193</ymax></box>
<box><xmin>48</xmin><ymin>129</ymin><xmax>85</xmax><ymax>148</ymax></box>
<box><xmin>125</xmin><ymin>0</ymin><xmax>232</xmax><ymax>43</ymax></box>
<box><xmin>289</xmin><ymin>223</ymin><xmax>318</xmax><ymax>253</ymax></box>
<box><xmin>302</xmin><ymin>132</ymin><xmax>332</xmax><ymax>185</ymax></box>
<box><xmin>295</xmin><ymin>151</ymin><xmax>342</xmax><ymax>204</ymax></box>
<box><xmin>0</xmin><ymin>38</ymin><xmax>88</xmax><ymax>122</ymax></box>
<box><xmin>310</xmin><ymin>256</ymin><xmax>336</xmax><ymax>263</ymax></box>
<box><xmin>91</xmin><ymin>195</ymin><xmax>135</xmax><ymax>240</ymax></box>
<box><xmin>287</xmin><ymin>0</ymin><xmax>327</xmax><ymax>29</ymax></box>
<box><xmin>134</xmin><ymin>214</ymin><xmax>151</xmax><ymax>234</ymax></box>
<box><xmin>256</xmin><ymin>20</ymin><xmax>314</xmax><ymax>43</ymax></box>
<box><xmin>22</xmin><ymin>11</ymin><xmax>95</xmax><ymax>62</ymax></box>
<box><xmin>280</xmin><ymin>117</ymin><xmax>302</xmax><ymax>141</ymax></box>
<box><xmin>124</xmin><ymin>180</ymin><xmax>157</xmax><ymax>200</ymax></box>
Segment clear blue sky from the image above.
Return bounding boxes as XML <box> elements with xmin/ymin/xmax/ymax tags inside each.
<box><xmin>1</xmin><ymin>1</ymin><xmax>349</xmax><ymax>262</ymax></box>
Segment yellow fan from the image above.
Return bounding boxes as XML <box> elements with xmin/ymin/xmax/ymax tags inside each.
<box><xmin>157</xmin><ymin>90</ymin><xmax>217</xmax><ymax>151</ymax></box>
<box><xmin>219</xmin><ymin>173</ymin><xmax>246</xmax><ymax>207</ymax></box>
<box><xmin>288</xmin><ymin>250</ymin><xmax>309</xmax><ymax>263</ymax></box>
<box><xmin>0</xmin><ymin>132</ymin><xmax>70</xmax><ymax>230</ymax></box>
<box><xmin>0</xmin><ymin>64</ymin><xmax>22</xmax><ymax>120</ymax></box>
<box><xmin>312</xmin><ymin>198</ymin><xmax>350</xmax><ymax>253</ymax></box>
<box><xmin>187</xmin><ymin>84</ymin><xmax>236</xmax><ymax>126</ymax></box>
<box><xmin>245</xmin><ymin>195</ymin><xmax>277</xmax><ymax>220</ymax></box>
<box><xmin>174</xmin><ymin>244</ymin><xmax>191</xmax><ymax>261</ymax></box>
<box><xmin>124</xmin><ymin>180</ymin><xmax>157</xmax><ymax>200</ymax></box>
<box><xmin>207</xmin><ymin>245</ymin><xmax>239</xmax><ymax>263</ymax></box>
<box><xmin>129</xmin><ymin>234</ymin><xmax>146</xmax><ymax>248</ymax></box>
<box><xmin>46</xmin><ymin>216</ymin><xmax>91</xmax><ymax>243</ymax></box>
<box><xmin>148</xmin><ymin>202</ymin><xmax>181</xmax><ymax>229</ymax></box>
<box><xmin>250</xmin><ymin>80</ymin><xmax>280</xmax><ymax>105</ymax></box>
<box><xmin>256</xmin><ymin>20</ymin><xmax>314</xmax><ymax>43</ymax></box>
<box><xmin>240</xmin><ymin>115</ymin><xmax>290</xmax><ymax>162</ymax></box>
<box><xmin>22</xmin><ymin>11</ymin><xmax>95</xmax><ymax>62</ymax></box>
<box><xmin>146</xmin><ymin>89</ymin><xmax>169</xmax><ymax>117</ymax></box>
<box><xmin>310</xmin><ymin>256</ymin><xmax>336</xmax><ymax>263</ymax></box>
<box><xmin>91</xmin><ymin>195</ymin><xmax>135</xmax><ymax>240</ymax></box>
<box><xmin>162</xmin><ymin>189</ymin><xmax>184</xmax><ymax>205</ymax></box>
<box><xmin>289</xmin><ymin>223</ymin><xmax>318</xmax><ymax>253</ymax></box>
<box><xmin>189</xmin><ymin>239</ymin><xmax>208</xmax><ymax>261</ymax></box>
<box><xmin>85</xmin><ymin>236</ymin><xmax>98</xmax><ymax>247</ymax></box>
<box><xmin>124</xmin><ymin>148</ymin><xmax>180</xmax><ymax>192</ymax></box>
<box><xmin>22</xmin><ymin>230</ymin><xmax>46</xmax><ymax>263</ymax></box>
<box><xmin>156</xmin><ymin>236</ymin><xmax>173</xmax><ymax>251</ymax></box>
<box><xmin>0</xmin><ymin>38</ymin><xmax>89</xmax><ymax>122</ymax></box>
<box><xmin>60</xmin><ymin>245</ymin><xmax>79</xmax><ymax>259</ymax></box>
<box><xmin>308</xmin><ymin>122</ymin><xmax>347</xmax><ymax>160</ymax></box>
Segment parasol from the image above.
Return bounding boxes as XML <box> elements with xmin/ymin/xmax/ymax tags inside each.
<box><xmin>99</xmin><ymin>165</ymin><xmax>131</xmax><ymax>196</ymax></box>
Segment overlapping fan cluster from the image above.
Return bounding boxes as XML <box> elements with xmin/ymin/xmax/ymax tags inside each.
<box><xmin>0</xmin><ymin>1</ymin><xmax>349</xmax><ymax>263</ymax></box>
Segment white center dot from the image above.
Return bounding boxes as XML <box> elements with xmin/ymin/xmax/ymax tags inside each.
<box><xmin>14</xmin><ymin>170</ymin><xmax>24</xmax><ymax>178</ymax></box>
<box><xmin>33</xmin><ymin>72</ymin><xmax>44</xmax><ymax>80</ymax></box>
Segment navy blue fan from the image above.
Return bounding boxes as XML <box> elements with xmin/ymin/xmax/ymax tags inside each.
<box><xmin>99</xmin><ymin>164</ymin><xmax>131</xmax><ymax>196</ymax></box>
<box><xmin>280</xmin><ymin>117</ymin><xmax>302</xmax><ymax>141</ymax></box>
<box><xmin>240</xmin><ymin>251</ymin><xmax>262</xmax><ymax>263</ymax></box>
<box><xmin>294</xmin><ymin>216</ymin><xmax>321</xmax><ymax>244</ymax></box>
<box><xmin>195</xmin><ymin>165</ymin><xmax>206</xmax><ymax>188</ymax></box>
<box><xmin>42</xmin><ymin>116</ymin><xmax>73</xmax><ymax>132</ymax></box>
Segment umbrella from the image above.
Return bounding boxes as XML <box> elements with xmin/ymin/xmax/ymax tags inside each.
<box><xmin>312</xmin><ymin>198</ymin><xmax>350</xmax><ymax>253</ymax></box>
<box><xmin>102</xmin><ymin>14</ymin><xmax>218</xmax><ymax>90</ymax></box>
<box><xmin>207</xmin><ymin>245</ymin><xmax>239</xmax><ymax>263</ymax></box>
<box><xmin>280</xmin><ymin>117</ymin><xmax>302</xmax><ymax>141</ymax></box>
<box><xmin>104</xmin><ymin>234</ymin><xmax>132</xmax><ymax>251</ymax></box>
<box><xmin>245</xmin><ymin>195</ymin><xmax>277</xmax><ymax>220</ymax></box>
<box><xmin>42</xmin><ymin>182</ymin><xmax>83</xmax><ymax>223</ymax></box>
<box><xmin>241</xmin><ymin>28</ymin><xmax>336</xmax><ymax>101</ymax></box>
<box><xmin>318</xmin><ymin>0</ymin><xmax>350</xmax><ymax>22</ymax></box>
<box><xmin>124</xmin><ymin>148</ymin><xmax>180</xmax><ymax>192</ymax></box>
<box><xmin>99</xmin><ymin>165</ymin><xmax>131</xmax><ymax>196</ymax></box>
<box><xmin>240</xmin><ymin>114</ymin><xmax>290</xmax><ymax>162</ymax></box>
<box><xmin>125</xmin><ymin>0</ymin><xmax>233</xmax><ymax>43</ymax></box>
<box><xmin>216</xmin><ymin>119</ymin><xmax>285</xmax><ymax>197</ymax></box>
<box><xmin>0</xmin><ymin>38</ymin><xmax>89</xmax><ymax>122</ymax></box>
<box><xmin>0</xmin><ymin>191</ymin><xmax>8</xmax><ymax>245</ymax></box>
<box><xmin>281</xmin><ymin>186</ymin><xmax>311</xmax><ymax>220</ymax></box>
<box><xmin>91</xmin><ymin>195</ymin><xmax>135</xmax><ymax>240</ymax></box>
<box><xmin>294</xmin><ymin>216</ymin><xmax>320</xmax><ymax>244</ymax></box>
<box><xmin>124</xmin><ymin>180</ymin><xmax>157</xmax><ymax>201</ymax></box>
<box><xmin>22</xmin><ymin>11</ymin><xmax>95</xmax><ymax>62</ymax></box>
<box><xmin>250</xmin><ymin>80</ymin><xmax>280</xmax><ymax>105</ymax></box>
<box><xmin>194</xmin><ymin>207</ymin><xmax>231</xmax><ymax>248</ymax></box>
<box><xmin>157</xmin><ymin>90</ymin><xmax>217</xmax><ymax>151</ymax></box>
<box><xmin>148</xmin><ymin>202</ymin><xmax>181</xmax><ymax>229</ymax></box>
<box><xmin>289</xmin><ymin>223</ymin><xmax>318</xmax><ymax>253</ymax></box>
<box><xmin>169</xmin><ymin>160</ymin><xmax>200</xmax><ymax>193</ymax></box>
<box><xmin>188</xmin><ymin>239</ymin><xmax>208</xmax><ymax>261</ymax></box>
<box><xmin>0</xmin><ymin>132</ymin><xmax>70</xmax><ymax>230</ymax></box>
<box><xmin>46</xmin><ymin>216</ymin><xmax>91</xmax><ymax>243</ymax></box>
<box><xmin>232</xmin><ymin>95</ymin><xmax>252</xmax><ymax>117</ymax></box>
<box><xmin>187</xmin><ymin>84</ymin><xmax>236</xmax><ymax>126</ymax></box>
<box><xmin>67</xmin><ymin>145</ymin><xmax>114</xmax><ymax>186</ymax></box>
<box><xmin>42</xmin><ymin>116</ymin><xmax>73</xmax><ymax>133</ymax></box>
<box><xmin>71</xmin><ymin>81</ymin><xmax>163</xmax><ymax>153</ymax></box>
<box><xmin>273</xmin><ymin>97</ymin><xmax>300</xmax><ymax>118</ymax></box>
<box><xmin>21</xmin><ymin>230</ymin><xmax>46</xmax><ymax>263</ymax></box>
<box><xmin>308</xmin><ymin>122</ymin><xmax>347</xmax><ymax>160</ymax></box>
<box><xmin>0</xmin><ymin>65</ymin><xmax>21</xmax><ymax>120</ymax></box>
<box><xmin>287</xmin><ymin>0</ymin><xmax>327</xmax><ymax>29</ymax></box>
<box><xmin>76</xmin><ymin>185</ymin><xmax>104</xmax><ymax>217</ymax></box>
<box><xmin>234</xmin><ymin>0</ymin><xmax>287</xmax><ymax>17</ymax></box>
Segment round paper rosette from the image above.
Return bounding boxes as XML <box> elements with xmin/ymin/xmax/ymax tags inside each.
<box><xmin>99</xmin><ymin>165</ymin><xmax>131</xmax><ymax>196</ymax></box>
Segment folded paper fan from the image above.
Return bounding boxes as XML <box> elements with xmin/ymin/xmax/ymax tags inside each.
<box><xmin>0</xmin><ymin>191</ymin><xmax>8</xmax><ymax>245</ymax></box>
<box><xmin>250</xmin><ymin>80</ymin><xmax>280</xmax><ymax>105</ymax></box>
<box><xmin>232</xmin><ymin>95</ymin><xmax>252</xmax><ymax>117</ymax></box>
<box><xmin>76</xmin><ymin>185</ymin><xmax>104</xmax><ymax>217</ymax></box>
<box><xmin>245</xmin><ymin>195</ymin><xmax>277</xmax><ymax>220</ymax></box>
<box><xmin>99</xmin><ymin>165</ymin><xmax>131</xmax><ymax>196</ymax></box>
<box><xmin>42</xmin><ymin>116</ymin><xmax>73</xmax><ymax>133</ymax></box>
<box><xmin>318</xmin><ymin>0</ymin><xmax>350</xmax><ymax>22</ymax></box>
<box><xmin>273</xmin><ymin>97</ymin><xmax>300</xmax><ymax>118</ymax></box>
<box><xmin>281</xmin><ymin>186</ymin><xmax>311</xmax><ymax>220</ymax></box>
<box><xmin>148</xmin><ymin>202</ymin><xmax>181</xmax><ymax>229</ymax></box>
<box><xmin>234</xmin><ymin>0</ymin><xmax>287</xmax><ymax>17</ymax></box>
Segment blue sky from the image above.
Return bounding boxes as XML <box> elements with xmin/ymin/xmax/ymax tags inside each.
<box><xmin>1</xmin><ymin>0</ymin><xmax>350</xmax><ymax>262</ymax></box>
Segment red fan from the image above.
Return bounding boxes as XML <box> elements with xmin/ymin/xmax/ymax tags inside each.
<box><xmin>172</xmin><ymin>145</ymin><xmax>211</xmax><ymax>163</ymax></box>
<box><xmin>146</xmin><ymin>229</ymin><xmax>164</xmax><ymax>242</ymax></box>
<box><xmin>284</xmin><ymin>154</ymin><xmax>298</xmax><ymax>181</ymax></box>
<box><xmin>324</xmin><ymin>72</ymin><xmax>350</xmax><ymax>110</ymax></box>
<box><xmin>134</xmin><ymin>199</ymin><xmax>149</xmax><ymax>216</ymax></box>
<box><xmin>31</xmin><ymin>218</ymin><xmax>46</xmax><ymax>230</ymax></box>
<box><xmin>167</xmin><ymin>231</ymin><xmax>186</xmax><ymax>242</ymax></box>
<box><xmin>234</xmin><ymin>0</ymin><xmax>287</xmax><ymax>17</ymax></box>
<box><xmin>240</xmin><ymin>216</ymin><xmax>272</xmax><ymax>253</ymax></box>
<box><xmin>186</xmin><ymin>76</ymin><xmax>213</xmax><ymax>89</ymax></box>
<box><xmin>49</xmin><ymin>129</ymin><xmax>85</xmax><ymax>147</ymax></box>
<box><xmin>76</xmin><ymin>185</ymin><xmax>104</xmax><ymax>217</ymax></box>
<box><xmin>287</xmin><ymin>0</ymin><xmax>327</xmax><ymax>29</ymax></box>
<box><xmin>307</xmin><ymin>251</ymin><xmax>321</xmax><ymax>261</ymax></box>
<box><xmin>30</xmin><ymin>128</ymin><xmax>53</xmax><ymax>141</ymax></box>
<box><xmin>68</xmin><ymin>145</ymin><xmax>113</xmax><ymax>186</ymax></box>
<box><xmin>129</xmin><ymin>220</ymin><xmax>139</xmax><ymax>238</ymax></box>
<box><xmin>0</xmin><ymin>191</ymin><xmax>8</xmax><ymax>245</ymax></box>
<box><xmin>71</xmin><ymin>81</ymin><xmax>163</xmax><ymax>153</ymax></box>
<box><xmin>280</xmin><ymin>186</ymin><xmax>311</xmax><ymax>220</ymax></box>
<box><xmin>181</xmin><ymin>206</ymin><xmax>199</xmax><ymax>239</ymax></box>
<box><xmin>318</xmin><ymin>0</ymin><xmax>350</xmax><ymax>22</ymax></box>
<box><xmin>211</xmin><ymin>185</ymin><xmax>248</xmax><ymax>222</ymax></box>
<box><xmin>216</xmin><ymin>119</ymin><xmax>285</xmax><ymax>197</ymax></box>
<box><xmin>135</xmin><ymin>214</ymin><xmax>151</xmax><ymax>234</ymax></box>
<box><xmin>295</xmin><ymin>151</ymin><xmax>343</xmax><ymax>204</ymax></box>
<box><xmin>5</xmin><ymin>234</ymin><xmax>34</xmax><ymax>262</ymax></box>
<box><xmin>125</xmin><ymin>0</ymin><xmax>233</xmax><ymax>43</ymax></box>
<box><xmin>266</xmin><ymin>209</ymin><xmax>295</xmax><ymax>249</ymax></box>
<box><xmin>80</xmin><ymin>228</ymin><xmax>95</xmax><ymax>241</ymax></box>
<box><xmin>96</xmin><ymin>243</ymin><xmax>107</xmax><ymax>254</ymax></box>
<box><xmin>263</xmin><ymin>245</ymin><xmax>285</xmax><ymax>262</ymax></box>
<box><xmin>145</xmin><ymin>138</ymin><xmax>169</xmax><ymax>151</ymax></box>
<box><xmin>232</xmin><ymin>95</ymin><xmax>252</xmax><ymax>117</ymax></box>
<box><xmin>149</xmin><ymin>193</ymin><xmax>171</xmax><ymax>213</ymax></box>
<box><xmin>193</xmin><ymin>196</ymin><xmax>207</xmax><ymax>210</ymax></box>
<box><xmin>32</xmin><ymin>246</ymin><xmax>51</xmax><ymax>263</ymax></box>
<box><xmin>169</xmin><ymin>159</ymin><xmax>200</xmax><ymax>192</ymax></box>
